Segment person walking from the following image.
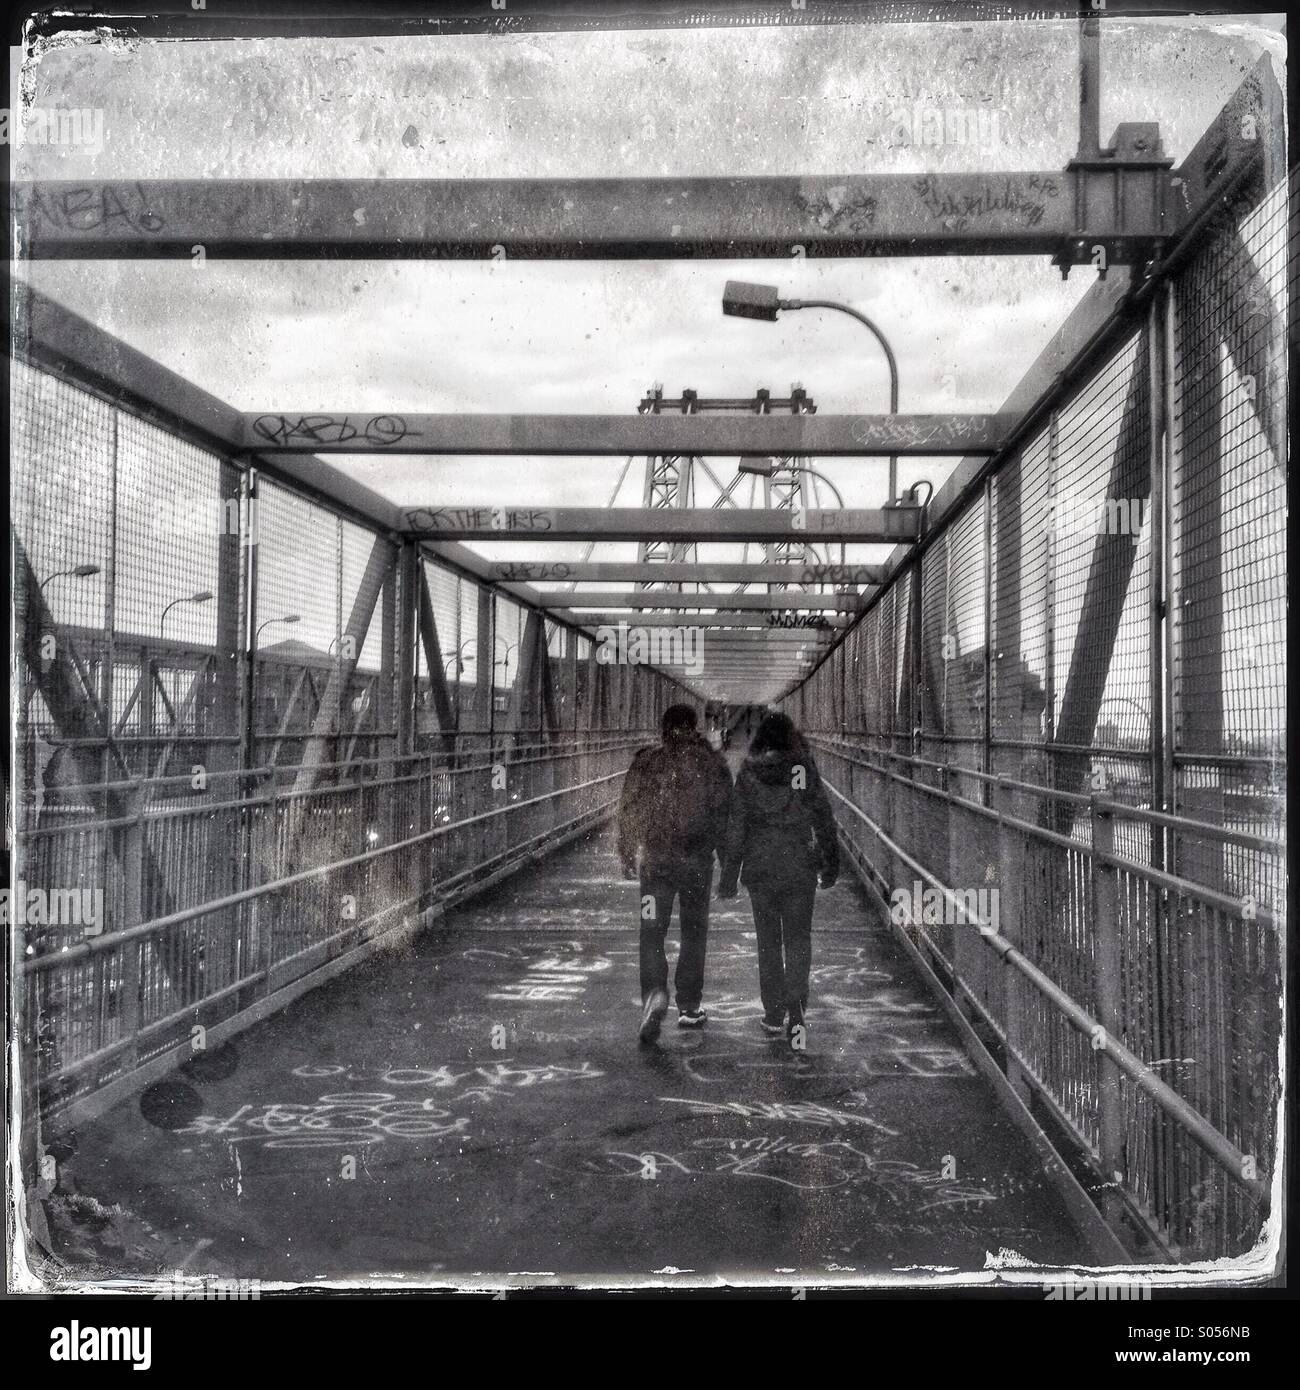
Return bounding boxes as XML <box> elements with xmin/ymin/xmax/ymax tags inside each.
<box><xmin>717</xmin><ymin>711</ymin><xmax>838</xmax><ymax>1048</ymax></box>
<box><xmin>618</xmin><ymin>703</ymin><xmax>733</xmax><ymax>1043</ymax></box>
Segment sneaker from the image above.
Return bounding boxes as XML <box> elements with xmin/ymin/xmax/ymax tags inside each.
<box><xmin>677</xmin><ymin>1008</ymin><xmax>707</xmax><ymax>1028</ymax></box>
<box><xmin>638</xmin><ymin>988</ymin><xmax>669</xmax><ymax>1044</ymax></box>
<box><xmin>760</xmin><ymin>1015</ymin><xmax>786</xmax><ymax>1036</ymax></box>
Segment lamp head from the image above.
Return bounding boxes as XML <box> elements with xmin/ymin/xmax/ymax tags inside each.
<box><xmin>722</xmin><ymin>280</ymin><xmax>781</xmax><ymax>322</ymax></box>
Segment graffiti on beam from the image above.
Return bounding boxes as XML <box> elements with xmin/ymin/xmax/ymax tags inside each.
<box><xmin>251</xmin><ymin>414</ymin><xmax>418</xmax><ymax>447</ymax></box>
<box><xmin>794</xmin><ymin>184</ymin><xmax>878</xmax><ymax>236</ymax></box>
<box><xmin>766</xmin><ymin>613</ymin><xmax>833</xmax><ymax>629</ymax></box>
<box><xmin>495</xmin><ymin>561</ymin><xmax>575</xmax><ymax>582</ymax></box>
<box><xmin>403</xmin><ymin>507</ymin><xmax>557</xmax><ymax>534</ymax></box>
<box><xmin>912</xmin><ymin>174</ymin><xmax>1060</xmax><ymax>233</ymax></box>
<box><xmin>847</xmin><ymin>414</ymin><xmax>991</xmax><ymax>449</ymax></box>
<box><xmin>11</xmin><ymin>182</ymin><xmax>166</xmax><ymax>234</ymax></box>
<box><xmin>798</xmin><ymin>563</ymin><xmax>877</xmax><ymax>587</ymax></box>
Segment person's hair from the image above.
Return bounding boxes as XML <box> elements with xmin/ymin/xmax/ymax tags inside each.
<box><xmin>749</xmin><ymin>711</ymin><xmax>802</xmax><ymax>755</ymax></box>
<box><xmin>661</xmin><ymin>703</ymin><xmax>699</xmax><ymax>737</ymax></box>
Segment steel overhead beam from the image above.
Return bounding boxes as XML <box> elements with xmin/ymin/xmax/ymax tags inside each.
<box><xmin>9</xmin><ymin>170</ymin><xmax>1172</xmax><ymax>261</ymax></box>
<box><xmin>404</xmin><ymin>505</ymin><xmax>922</xmax><ymax>543</ymax></box>
<box><xmin>32</xmin><ymin>4</ymin><xmax>1143</xmax><ymax>42</ymax></box>
<box><xmin>685</xmin><ymin>654</ymin><xmax>826</xmax><ymax>663</ymax></box>
<box><xmin>546</xmin><ymin>590</ymin><xmax>865</xmax><ymax>611</ymax></box>
<box><xmin>693</xmin><ymin>653</ymin><xmax>816</xmax><ymax>662</ymax></box>
<box><xmin>583</xmin><ymin>631</ymin><xmax>828</xmax><ymax>644</ymax></box>
<box><xmin>478</xmin><ymin>559</ymin><xmax>886</xmax><ymax>586</ymax></box>
<box><xmin>240</xmin><ymin>411</ymin><xmax>1005</xmax><ymax>456</ymax></box>
<box><xmin>555</xmin><ymin>611</ymin><xmax>849</xmax><ymax>630</ymax></box>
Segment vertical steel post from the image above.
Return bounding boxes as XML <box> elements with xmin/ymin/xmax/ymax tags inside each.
<box><xmin>997</xmin><ymin>774</ymin><xmax>1031</xmax><ymax>1106</ymax></box>
<box><xmin>213</xmin><ymin>459</ymin><xmax>244</xmax><ymax>987</ymax></box>
<box><xmin>1044</xmin><ymin>410</ymin><xmax>1059</xmax><ymax>769</ymax></box>
<box><xmin>103</xmin><ymin>408</ymin><xmax>118</xmax><ymax>791</ymax></box>
<box><xmin>395</xmin><ymin>543</ymin><xmax>417</xmax><ymax>758</ymax></box>
<box><xmin>118</xmin><ymin>790</ymin><xmax>146</xmax><ymax>1070</ymax></box>
<box><xmin>240</xmin><ymin>469</ymin><xmax>260</xmax><ymax>785</ymax></box>
<box><xmin>379</xmin><ymin>547</ymin><xmax>399</xmax><ymax>898</ymax></box>
<box><xmin>1161</xmin><ymin>286</ymin><xmax>1179</xmax><ymax>820</ymax></box>
<box><xmin>476</xmin><ymin>586</ymin><xmax>493</xmax><ymax>752</ymax></box>
<box><xmin>1147</xmin><ymin>291</ymin><xmax>1168</xmax><ymax>869</ymax></box>
<box><xmin>1091</xmin><ymin>796</ymin><xmax>1126</xmax><ymax>1229</ymax></box>
<box><xmin>982</xmin><ymin>477</ymin><xmax>994</xmax><ymax>807</ymax></box>
<box><xmin>1077</xmin><ymin>11</ymin><xmax>1102</xmax><ymax>161</ymax></box>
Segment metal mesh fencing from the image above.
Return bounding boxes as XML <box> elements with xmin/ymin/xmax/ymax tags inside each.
<box><xmin>12</xmin><ymin>352</ymin><xmax>685</xmax><ymax>1127</ymax></box>
<box><xmin>790</xmin><ymin>174</ymin><xmax>1285</xmax><ymax>1262</ymax></box>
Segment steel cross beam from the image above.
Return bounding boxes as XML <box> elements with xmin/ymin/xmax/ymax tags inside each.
<box><xmin>473</xmin><ymin>559</ymin><xmax>886</xmax><ymax>586</ymax></box>
<box><xmin>239</xmin><ymin>411</ymin><xmax>1006</xmax><ymax>456</ymax></box>
<box><xmin>553</xmin><ymin>611</ymin><xmax>851</xmax><ymax>629</ymax></box>
<box><xmin>403</xmin><ymin>505</ymin><xmax>923</xmax><ymax>543</ymax></box>
<box><xmin>8</xmin><ymin>170</ymin><xmax>1172</xmax><ymax>260</ymax></box>
<box><xmin>540</xmin><ymin>590</ymin><xmax>867</xmax><ymax>611</ymax></box>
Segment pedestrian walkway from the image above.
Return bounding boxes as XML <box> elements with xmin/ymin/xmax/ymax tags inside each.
<box><xmin>58</xmin><ymin>828</ymin><xmax>1087</xmax><ymax>1285</ymax></box>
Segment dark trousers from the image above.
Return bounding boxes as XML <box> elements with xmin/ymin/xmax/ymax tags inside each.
<box><xmin>748</xmin><ymin>875</ymin><xmax>818</xmax><ymax>1020</ymax></box>
<box><xmin>639</xmin><ymin>860</ymin><xmax>712</xmax><ymax>1011</ymax></box>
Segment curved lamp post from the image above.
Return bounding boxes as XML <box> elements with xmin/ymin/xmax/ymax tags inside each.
<box><xmin>722</xmin><ymin>280</ymin><xmax>901</xmax><ymax>504</ymax></box>
<box><xmin>160</xmin><ymin>589</ymin><xmax>214</xmax><ymax>639</ymax></box>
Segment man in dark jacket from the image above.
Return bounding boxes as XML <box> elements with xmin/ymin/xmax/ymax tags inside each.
<box><xmin>618</xmin><ymin>703</ymin><xmax>733</xmax><ymax>1043</ymax></box>
<box><xmin>718</xmin><ymin>712</ymin><xmax>838</xmax><ymax>1047</ymax></box>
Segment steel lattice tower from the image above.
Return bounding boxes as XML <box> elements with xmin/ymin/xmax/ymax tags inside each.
<box><xmin>636</xmin><ymin>386</ymin><xmax>821</xmax><ymax>596</ymax></box>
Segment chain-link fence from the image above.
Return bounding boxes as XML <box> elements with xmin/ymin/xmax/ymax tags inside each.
<box><xmin>791</xmin><ymin>172</ymin><xmax>1285</xmax><ymax>1262</ymax></box>
<box><xmin>11</xmin><ymin>353</ymin><xmax>688</xmax><ymax>1128</ymax></box>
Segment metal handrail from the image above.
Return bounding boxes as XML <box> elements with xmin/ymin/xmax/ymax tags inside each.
<box><xmin>20</xmin><ymin>765</ymin><xmax>627</xmax><ymax>973</ymax></box>
<box><xmin>811</xmin><ymin>733</ymin><xmax>1286</xmax><ymax>854</ymax></box>
<box><xmin>822</xmin><ymin>778</ymin><xmax>1268</xmax><ymax>1205</ymax></box>
<box><xmin>18</xmin><ymin>731</ymin><xmax>649</xmax><ymax>802</ymax></box>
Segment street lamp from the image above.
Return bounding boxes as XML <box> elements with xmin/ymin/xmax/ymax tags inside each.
<box><xmin>39</xmin><ymin>562</ymin><xmax>101</xmax><ymax>593</ymax></box>
<box><xmin>722</xmin><ymin>280</ymin><xmax>901</xmax><ymax>504</ymax></box>
<box><xmin>254</xmin><ymin>613</ymin><xmax>301</xmax><ymax>646</ymax></box>
<box><xmin>160</xmin><ymin>589</ymin><xmax>214</xmax><ymax>638</ymax></box>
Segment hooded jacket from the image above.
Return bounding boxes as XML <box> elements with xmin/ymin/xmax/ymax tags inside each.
<box><xmin>617</xmin><ymin>731</ymin><xmax>733</xmax><ymax>876</ymax></box>
<box><xmin>718</xmin><ymin>744</ymin><xmax>838</xmax><ymax>894</ymax></box>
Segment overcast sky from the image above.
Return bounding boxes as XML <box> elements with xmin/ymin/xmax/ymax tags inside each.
<box><xmin>11</xmin><ymin>12</ymin><xmax>1286</xmax><ymax>584</ymax></box>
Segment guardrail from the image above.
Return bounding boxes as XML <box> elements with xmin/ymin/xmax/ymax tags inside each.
<box><xmin>809</xmin><ymin>731</ymin><xmax>1279</xmax><ymax>1262</ymax></box>
<box><xmin>17</xmin><ymin>734</ymin><xmax>644</xmax><ymax>1126</ymax></box>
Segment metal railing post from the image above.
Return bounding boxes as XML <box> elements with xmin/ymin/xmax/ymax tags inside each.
<box><xmin>119</xmin><ymin>789</ymin><xmax>146</xmax><ymax>1064</ymax></box>
<box><xmin>996</xmin><ymin>775</ymin><xmax>1032</xmax><ymax>1107</ymax></box>
<box><xmin>1090</xmin><ymin>795</ymin><xmax>1126</xmax><ymax>1230</ymax></box>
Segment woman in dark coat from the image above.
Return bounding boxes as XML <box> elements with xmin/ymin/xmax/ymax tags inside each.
<box><xmin>717</xmin><ymin>712</ymin><xmax>838</xmax><ymax>1047</ymax></box>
